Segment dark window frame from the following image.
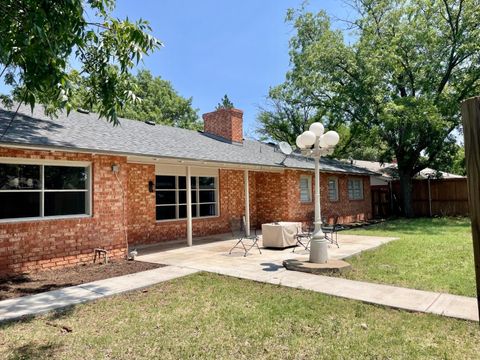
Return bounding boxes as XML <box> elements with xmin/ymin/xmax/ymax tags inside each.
<box><xmin>155</xmin><ymin>175</ymin><xmax>218</xmax><ymax>221</ymax></box>
<box><xmin>0</xmin><ymin>161</ymin><xmax>91</xmax><ymax>221</ymax></box>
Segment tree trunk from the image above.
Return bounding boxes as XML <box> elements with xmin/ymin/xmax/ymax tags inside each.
<box><xmin>399</xmin><ymin>170</ymin><xmax>414</xmax><ymax>218</ymax></box>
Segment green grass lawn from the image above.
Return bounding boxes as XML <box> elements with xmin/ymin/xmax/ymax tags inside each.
<box><xmin>1</xmin><ymin>272</ymin><xmax>479</xmax><ymax>359</ymax></box>
<box><xmin>342</xmin><ymin>217</ymin><xmax>475</xmax><ymax>297</ymax></box>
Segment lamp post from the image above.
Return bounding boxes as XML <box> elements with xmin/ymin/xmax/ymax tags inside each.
<box><xmin>296</xmin><ymin>123</ymin><xmax>340</xmax><ymax>264</ymax></box>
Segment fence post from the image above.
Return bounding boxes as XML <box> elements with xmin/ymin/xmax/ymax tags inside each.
<box><xmin>428</xmin><ymin>177</ymin><xmax>432</xmax><ymax>217</ymax></box>
<box><xmin>461</xmin><ymin>96</ymin><xmax>480</xmax><ymax>323</ymax></box>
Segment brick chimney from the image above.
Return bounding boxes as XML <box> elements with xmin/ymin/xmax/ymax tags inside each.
<box><xmin>202</xmin><ymin>108</ymin><xmax>243</xmax><ymax>143</ymax></box>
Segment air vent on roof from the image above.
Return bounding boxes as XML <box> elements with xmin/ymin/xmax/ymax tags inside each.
<box><xmin>145</xmin><ymin>120</ymin><xmax>156</xmax><ymax>126</ymax></box>
<box><xmin>77</xmin><ymin>108</ymin><xmax>90</xmax><ymax>114</ymax></box>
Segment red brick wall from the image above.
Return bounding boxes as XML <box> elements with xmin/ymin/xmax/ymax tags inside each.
<box><xmin>255</xmin><ymin>170</ymin><xmax>372</xmax><ymax>226</ymax></box>
<box><xmin>321</xmin><ymin>174</ymin><xmax>372</xmax><ymax>224</ymax></box>
<box><xmin>255</xmin><ymin>171</ymin><xmax>289</xmax><ymax>225</ymax></box>
<box><xmin>202</xmin><ymin>108</ymin><xmax>243</xmax><ymax>143</ymax></box>
<box><xmin>0</xmin><ymin>147</ymin><xmax>128</xmax><ymax>275</ymax></box>
<box><xmin>0</xmin><ymin>146</ymin><xmax>372</xmax><ymax>275</ymax></box>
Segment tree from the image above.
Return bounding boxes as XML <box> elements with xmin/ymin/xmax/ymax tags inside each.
<box><xmin>257</xmin><ymin>84</ymin><xmax>321</xmax><ymax>144</ymax></box>
<box><xmin>216</xmin><ymin>94</ymin><xmax>234</xmax><ymax>110</ymax></box>
<box><xmin>439</xmin><ymin>144</ymin><xmax>466</xmax><ymax>176</ymax></box>
<box><xmin>0</xmin><ymin>0</ymin><xmax>160</xmax><ymax>124</ymax></box>
<box><xmin>269</xmin><ymin>1</ymin><xmax>480</xmax><ymax>217</ymax></box>
<box><xmin>115</xmin><ymin>70</ymin><xmax>201</xmax><ymax>130</ymax></box>
<box><xmin>257</xmin><ymin>83</ymin><xmax>387</xmax><ymax>160</ymax></box>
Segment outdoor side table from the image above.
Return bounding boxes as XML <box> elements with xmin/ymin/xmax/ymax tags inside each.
<box><xmin>261</xmin><ymin>222</ymin><xmax>302</xmax><ymax>248</ymax></box>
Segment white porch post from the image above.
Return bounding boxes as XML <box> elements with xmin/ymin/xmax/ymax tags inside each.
<box><xmin>244</xmin><ymin>169</ymin><xmax>250</xmax><ymax>236</ymax></box>
<box><xmin>186</xmin><ymin>166</ymin><xmax>193</xmax><ymax>246</ymax></box>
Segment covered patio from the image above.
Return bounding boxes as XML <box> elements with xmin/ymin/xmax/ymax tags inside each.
<box><xmin>135</xmin><ymin>233</ymin><xmax>398</xmax><ymax>281</ymax></box>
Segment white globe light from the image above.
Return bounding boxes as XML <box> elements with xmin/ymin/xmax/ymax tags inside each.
<box><xmin>301</xmin><ymin>131</ymin><xmax>316</xmax><ymax>146</ymax></box>
<box><xmin>295</xmin><ymin>135</ymin><xmax>306</xmax><ymax>149</ymax></box>
<box><xmin>323</xmin><ymin>130</ymin><xmax>340</xmax><ymax>146</ymax></box>
<box><xmin>319</xmin><ymin>134</ymin><xmax>328</xmax><ymax>148</ymax></box>
<box><xmin>309</xmin><ymin>122</ymin><xmax>324</xmax><ymax>137</ymax></box>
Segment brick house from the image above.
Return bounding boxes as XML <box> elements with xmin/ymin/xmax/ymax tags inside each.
<box><xmin>0</xmin><ymin>105</ymin><xmax>374</xmax><ymax>275</ymax></box>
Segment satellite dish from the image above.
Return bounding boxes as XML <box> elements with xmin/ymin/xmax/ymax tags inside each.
<box><xmin>278</xmin><ymin>141</ymin><xmax>293</xmax><ymax>155</ymax></box>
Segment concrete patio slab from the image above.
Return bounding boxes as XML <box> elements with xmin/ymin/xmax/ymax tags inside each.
<box><xmin>2</xmin><ymin>233</ymin><xmax>476</xmax><ymax>323</ymax></box>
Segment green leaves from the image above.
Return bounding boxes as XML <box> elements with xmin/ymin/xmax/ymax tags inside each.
<box><xmin>0</xmin><ymin>0</ymin><xmax>161</xmax><ymax>124</ymax></box>
<box><xmin>114</xmin><ymin>70</ymin><xmax>202</xmax><ymax>130</ymax></box>
<box><xmin>259</xmin><ymin>1</ymin><xmax>479</xmax><ymax>215</ymax></box>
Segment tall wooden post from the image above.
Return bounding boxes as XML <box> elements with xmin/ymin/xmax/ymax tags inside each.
<box><xmin>461</xmin><ymin>96</ymin><xmax>480</xmax><ymax>322</ymax></box>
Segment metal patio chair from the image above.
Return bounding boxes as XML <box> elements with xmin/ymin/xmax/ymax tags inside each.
<box><xmin>292</xmin><ymin>223</ymin><xmax>313</xmax><ymax>252</ymax></box>
<box><xmin>322</xmin><ymin>216</ymin><xmax>341</xmax><ymax>248</ymax></box>
<box><xmin>228</xmin><ymin>216</ymin><xmax>262</xmax><ymax>257</ymax></box>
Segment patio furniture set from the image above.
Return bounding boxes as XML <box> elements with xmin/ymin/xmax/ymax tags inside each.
<box><xmin>229</xmin><ymin>216</ymin><xmax>342</xmax><ymax>257</ymax></box>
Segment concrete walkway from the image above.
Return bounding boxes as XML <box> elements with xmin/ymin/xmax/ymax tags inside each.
<box><xmin>0</xmin><ymin>266</ymin><xmax>198</xmax><ymax>322</ymax></box>
<box><xmin>1</xmin><ymin>233</ymin><xmax>477</xmax><ymax>323</ymax></box>
<box><xmin>135</xmin><ymin>234</ymin><xmax>478</xmax><ymax>322</ymax></box>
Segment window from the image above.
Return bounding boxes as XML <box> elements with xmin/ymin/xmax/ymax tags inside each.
<box><xmin>328</xmin><ymin>177</ymin><xmax>339</xmax><ymax>201</ymax></box>
<box><xmin>348</xmin><ymin>178</ymin><xmax>364</xmax><ymax>200</ymax></box>
<box><xmin>155</xmin><ymin>175</ymin><xmax>218</xmax><ymax>221</ymax></box>
<box><xmin>0</xmin><ymin>162</ymin><xmax>90</xmax><ymax>220</ymax></box>
<box><xmin>299</xmin><ymin>175</ymin><xmax>312</xmax><ymax>202</ymax></box>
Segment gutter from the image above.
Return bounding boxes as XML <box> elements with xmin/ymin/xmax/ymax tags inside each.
<box><xmin>0</xmin><ymin>141</ymin><xmax>377</xmax><ymax>176</ymax></box>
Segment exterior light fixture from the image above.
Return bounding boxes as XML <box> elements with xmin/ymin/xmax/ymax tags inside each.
<box><xmin>148</xmin><ymin>180</ymin><xmax>154</xmax><ymax>193</ymax></box>
<box><xmin>297</xmin><ymin>122</ymin><xmax>340</xmax><ymax>264</ymax></box>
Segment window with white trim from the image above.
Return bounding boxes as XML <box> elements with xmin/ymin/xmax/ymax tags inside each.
<box><xmin>155</xmin><ymin>175</ymin><xmax>218</xmax><ymax>221</ymax></box>
<box><xmin>299</xmin><ymin>175</ymin><xmax>312</xmax><ymax>203</ymax></box>
<box><xmin>0</xmin><ymin>162</ymin><xmax>90</xmax><ymax>220</ymax></box>
<box><xmin>348</xmin><ymin>178</ymin><xmax>364</xmax><ymax>200</ymax></box>
<box><xmin>328</xmin><ymin>177</ymin><xmax>339</xmax><ymax>201</ymax></box>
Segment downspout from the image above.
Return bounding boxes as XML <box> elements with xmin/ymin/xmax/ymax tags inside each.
<box><xmin>389</xmin><ymin>180</ymin><xmax>394</xmax><ymax>215</ymax></box>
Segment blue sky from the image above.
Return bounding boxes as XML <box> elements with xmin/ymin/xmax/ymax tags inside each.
<box><xmin>0</xmin><ymin>1</ymin><xmax>355</xmax><ymax>136</ymax></box>
<box><xmin>111</xmin><ymin>0</ymin><xmax>355</xmax><ymax>136</ymax></box>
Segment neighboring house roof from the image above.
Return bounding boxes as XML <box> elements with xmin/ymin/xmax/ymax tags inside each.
<box><xmin>346</xmin><ymin>159</ymin><xmax>464</xmax><ymax>180</ymax></box>
<box><xmin>0</xmin><ymin>104</ymin><xmax>376</xmax><ymax>176</ymax></box>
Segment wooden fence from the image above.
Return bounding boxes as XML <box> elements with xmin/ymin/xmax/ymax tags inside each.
<box><xmin>391</xmin><ymin>178</ymin><xmax>469</xmax><ymax>217</ymax></box>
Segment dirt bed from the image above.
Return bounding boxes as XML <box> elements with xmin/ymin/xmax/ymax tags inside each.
<box><xmin>0</xmin><ymin>260</ymin><xmax>162</xmax><ymax>301</ymax></box>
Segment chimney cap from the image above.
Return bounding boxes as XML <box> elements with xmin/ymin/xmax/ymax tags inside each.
<box><xmin>202</xmin><ymin>107</ymin><xmax>243</xmax><ymax>119</ymax></box>
<box><xmin>202</xmin><ymin>107</ymin><xmax>244</xmax><ymax>143</ymax></box>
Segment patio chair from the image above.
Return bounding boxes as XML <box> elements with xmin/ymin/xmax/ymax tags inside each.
<box><xmin>322</xmin><ymin>216</ymin><xmax>341</xmax><ymax>248</ymax></box>
<box><xmin>228</xmin><ymin>217</ymin><xmax>262</xmax><ymax>257</ymax></box>
<box><xmin>292</xmin><ymin>223</ymin><xmax>313</xmax><ymax>253</ymax></box>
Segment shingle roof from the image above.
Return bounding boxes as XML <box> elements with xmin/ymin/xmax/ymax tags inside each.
<box><xmin>0</xmin><ymin>104</ymin><xmax>375</xmax><ymax>176</ymax></box>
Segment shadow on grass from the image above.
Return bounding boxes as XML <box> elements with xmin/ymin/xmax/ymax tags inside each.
<box><xmin>7</xmin><ymin>342</ymin><xmax>61</xmax><ymax>360</ymax></box>
<box><xmin>0</xmin><ymin>305</ymin><xmax>77</xmax><ymax>332</ymax></box>
<box><xmin>46</xmin><ymin>305</ymin><xmax>76</xmax><ymax>321</ymax></box>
